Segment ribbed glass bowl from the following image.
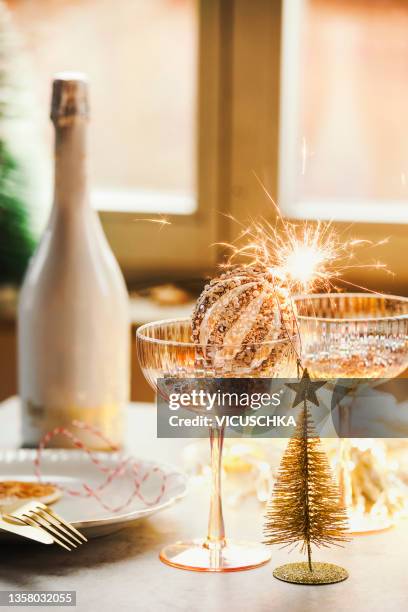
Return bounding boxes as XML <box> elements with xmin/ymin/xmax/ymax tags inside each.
<box><xmin>136</xmin><ymin>317</ymin><xmax>296</xmax><ymax>572</ymax></box>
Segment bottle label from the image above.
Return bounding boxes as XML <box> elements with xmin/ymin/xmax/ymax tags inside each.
<box><xmin>21</xmin><ymin>400</ymin><xmax>124</xmax><ymax>451</ymax></box>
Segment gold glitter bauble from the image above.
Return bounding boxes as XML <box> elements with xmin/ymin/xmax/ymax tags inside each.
<box><xmin>273</xmin><ymin>562</ymin><xmax>348</xmax><ymax>585</ymax></box>
<box><xmin>192</xmin><ymin>265</ymin><xmax>295</xmax><ymax>372</ymax></box>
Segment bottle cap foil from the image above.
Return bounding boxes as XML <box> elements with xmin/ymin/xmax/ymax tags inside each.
<box><xmin>51</xmin><ymin>72</ymin><xmax>89</xmax><ymax>124</ymax></box>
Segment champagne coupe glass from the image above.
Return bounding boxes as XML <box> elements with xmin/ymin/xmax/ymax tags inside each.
<box><xmin>136</xmin><ymin>317</ymin><xmax>295</xmax><ymax>572</ymax></box>
<box><xmin>294</xmin><ymin>293</ymin><xmax>408</xmax><ymax>533</ymax></box>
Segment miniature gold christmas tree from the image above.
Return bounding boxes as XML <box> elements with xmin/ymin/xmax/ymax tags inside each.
<box><xmin>264</xmin><ymin>369</ymin><xmax>349</xmax><ymax>584</ymax></box>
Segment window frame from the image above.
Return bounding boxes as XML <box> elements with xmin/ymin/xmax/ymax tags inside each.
<box><xmin>100</xmin><ymin>0</ymin><xmax>407</xmax><ymax>292</ymax></box>
<box><xmin>98</xmin><ymin>0</ymin><xmax>225</xmax><ymax>284</ymax></box>
<box><xmin>225</xmin><ymin>0</ymin><xmax>408</xmax><ymax>293</ymax></box>
<box><xmin>278</xmin><ymin>0</ymin><xmax>408</xmax><ymax>227</ymax></box>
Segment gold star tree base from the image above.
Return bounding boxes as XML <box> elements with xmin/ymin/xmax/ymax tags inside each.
<box><xmin>273</xmin><ymin>562</ymin><xmax>348</xmax><ymax>585</ymax></box>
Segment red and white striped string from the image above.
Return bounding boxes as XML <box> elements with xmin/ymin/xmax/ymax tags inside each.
<box><xmin>34</xmin><ymin>421</ymin><xmax>169</xmax><ymax>513</ymax></box>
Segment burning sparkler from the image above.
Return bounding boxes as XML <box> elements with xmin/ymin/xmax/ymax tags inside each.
<box><xmin>221</xmin><ymin>216</ymin><xmax>389</xmax><ymax>294</ymax></box>
<box><xmin>219</xmin><ymin>173</ymin><xmax>390</xmax><ymax>296</ymax></box>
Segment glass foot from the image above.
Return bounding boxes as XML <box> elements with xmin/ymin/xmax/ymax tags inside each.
<box><xmin>159</xmin><ymin>538</ymin><xmax>271</xmax><ymax>572</ymax></box>
<box><xmin>347</xmin><ymin>510</ymin><xmax>394</xmax><ymax>535</ymax></box>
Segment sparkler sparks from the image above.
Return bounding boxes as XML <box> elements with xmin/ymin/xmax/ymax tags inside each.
<box><xmin>219</xmin><ymin>173</ymin><xmax>391</xmax><ymax>293</ymax></box>
<box><xmin>221</xmin><ymin>215</ymin><xmax>389</xmax><ymax>294</ymax></box>
<box><xmin>134</xmin><ymin>216</ymin><xmax>171</xmax><ymax>231</ymax></box>
<box><xmin>268</xmin><ymin>221</ymin><xmax>341</xmax><ymax>291</ymax></box>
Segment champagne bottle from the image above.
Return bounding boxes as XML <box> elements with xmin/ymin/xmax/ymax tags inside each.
<box><xmin>18</xmin><ymin>74</ymin><xmax>129</xmax><ymax>449</ymax></box>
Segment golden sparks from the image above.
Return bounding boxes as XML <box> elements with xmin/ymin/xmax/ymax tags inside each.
<box><xmin>220</xmin><ymin>215</ymin><xmax>390</xmax><ymax>294</ymax></box>
<box><xmin>133</xmin><ymin>216</ymin><xmax>171</xmax><ymax>231</ymax></box>
<box><xmin>217</xmin><ymin>174</ymin><xmax>391</xmax><ymax>294</ymax></box>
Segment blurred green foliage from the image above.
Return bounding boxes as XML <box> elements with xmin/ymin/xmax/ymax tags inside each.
<box><xmin>0</xmin><ymin>141</ymin><xmax>35</xmax><ymax>284</ymax></box>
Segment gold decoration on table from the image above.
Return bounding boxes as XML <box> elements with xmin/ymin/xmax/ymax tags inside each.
<box><xmin>264</xmin><ymin>368</ymin><xmax>349</xmax><ymax>584</ymax></box>
<box><xmin>273</xmin><ymin>562</ymin><xmax>348</xmax><ymax>585</ymax></box>
<box><xmin>350</xmin><ymin>442</ymin><xmax>403</xmax><ymax>518</ymax></box>
<box><xmin>327</xmin><ymin>439</ymin><xmax>408</xmax><ymax>531</ymax></box>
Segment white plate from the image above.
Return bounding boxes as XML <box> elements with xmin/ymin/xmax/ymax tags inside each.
<box><xmin>0</xmin><ymin>449</ymin><xmax>187</xmax><ymax>539</ymax></box>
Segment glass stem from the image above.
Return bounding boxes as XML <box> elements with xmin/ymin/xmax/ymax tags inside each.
<box><xmin>338</xmin><ymin>403</ymin><xmax>353</xmax><ymax>510</ymax></box>
<box><xmin>205</xmin><ymin>426</ymin><xmax>226</xmax><ymax>550</ymax></box>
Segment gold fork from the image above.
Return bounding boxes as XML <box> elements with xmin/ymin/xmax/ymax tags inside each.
<box><xmin>4</xmin><ymin>501</ymin><xmax>87</xmax><ymax>551</ymax></box>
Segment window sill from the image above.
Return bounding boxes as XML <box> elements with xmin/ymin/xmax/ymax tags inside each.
<box><xmin>93</xmin><ymin>189</ymin><xmax>196</xmax><ymax>215</ymax></box>
<box><xmin>283</xmin><ymin>199</ymin><xmax>408</xmax><ymax>225</ymax></box>
<box><xmin>0</xmin><ymin>287</ymin><xmax>195</xmax><ymax>326</ymax></box>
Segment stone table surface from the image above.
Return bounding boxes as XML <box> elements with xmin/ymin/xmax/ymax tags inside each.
<box><xmin>0</xmin><ymin>397</ymin><xmax>407</xmax><ymax>612</ymax></box>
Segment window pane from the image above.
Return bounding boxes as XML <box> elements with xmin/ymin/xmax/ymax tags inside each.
<box><xmin>281</xmin><ymin>0</ymin><xmax>408</xmax><ymax>222</ymax></box>
<box><xmin>7</xmin><ymin>0</ymin><xmax>197</xmax><ymax>212</ymax></box>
